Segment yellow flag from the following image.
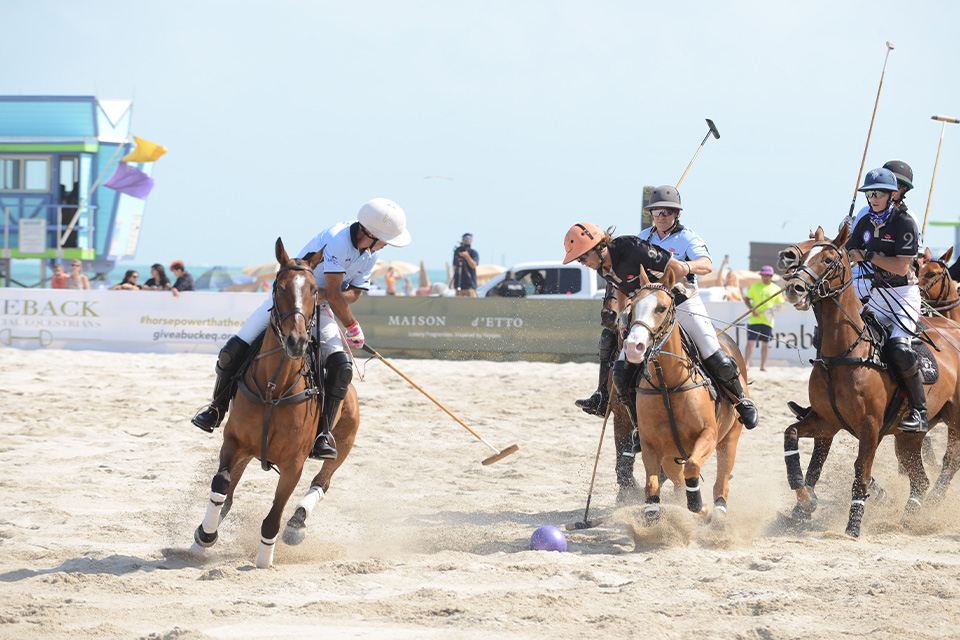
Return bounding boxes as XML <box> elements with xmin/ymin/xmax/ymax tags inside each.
<box><xmin>121</xmin><ymin>137</ymin><xmax>167</xmax><ymax>163</ymax></box>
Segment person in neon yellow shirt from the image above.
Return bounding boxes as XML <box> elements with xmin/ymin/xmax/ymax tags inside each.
<box><xmin>743</xmin><ymin>265</ymin><xmax>784</xmax><ymax>371</ymax></box>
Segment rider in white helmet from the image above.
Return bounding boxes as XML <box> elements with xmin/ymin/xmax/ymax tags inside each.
<box><xmin>192</xmin><ymin>198</ymin><xmax>411</xmax><ymax>459</ymax></box>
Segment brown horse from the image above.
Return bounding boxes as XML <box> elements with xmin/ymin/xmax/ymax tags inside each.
<box><xmin>781</xmin><ymin>226</ymin><xmax>960</xmax><ymax>536</ymax></box>
<box><xmin>919</xmin><ymin>247</ymin><xmax>960</xmax><ymax>323</ymax></box>
<box><xmin>621</xmin><ymin>267</ymin><xmax>744</xmax><ymax>524</ymax></box>
<box><xmin>193</xmin><ymin>238</ymin><xmax>361</xmax><ymax>567</ymax></box>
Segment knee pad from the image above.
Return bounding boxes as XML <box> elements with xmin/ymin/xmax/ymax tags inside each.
<box><xmin>611</xmin><ymin>360</ymin><xmax>637</xmax><ymax>402</ymax></box>
<box><xmin>703</xmin><ymin>350</ymin><xmax>739</xmax><ymax>383</ymax></box>
<box><xmin>324</xmin><ymin>350</ymin><xmax>353</xmax><ymax>398</ymax></box>
<box><xmin>598</xmin><ymin>329</ymin><xmax>617</xmax><ymax>362</ymax></box>
<box><xmin>215</xmin><ymin>336</ymin><xmax>250</xmax><ymax>377</ymax></box>
<box><xmin>885</xmin><ymin>337</ymin><xmax>917</xmax><ymax>374</ymax></box>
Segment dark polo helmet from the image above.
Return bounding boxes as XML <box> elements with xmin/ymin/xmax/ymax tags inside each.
<box><xmin>644</xmin><ymin>185</ymin><xmax>683</xmax><ymax>211</ymax></box>
<box><xmin>883</xmin><ymin>160</ymin><xmax>914</xmax><ymax>190</ymax></box>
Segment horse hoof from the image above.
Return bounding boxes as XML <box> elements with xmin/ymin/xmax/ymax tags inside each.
<box><xmin>903</xmin><ymin>496</ymin><xmax>923</xmax><ymax>518</ymax></box>
<box><xmin>193</xmin><ymin>525</ymin><xmax>218</xmax><ymax>549</ymax></box>
<box><xmin>844</xmin><ymin>526</ymin><xmax>861</xmax><ymax>539</ymax></box>
<box><xmin>694</xmin><ymin>506</ymin><xmax>710</xmax><ymax>522</ymax></box>
<box><xmin>282</xmin><ymin>507</ymin><xmax>307</xmax><ymax>546</ymax></box>
<box><xmin>797</xmin><ymin>487</ymin><xmax>819</xmax><ymax>514</ymax></box>
<box><xmin>642</xmin><ymin>505</ymin><xmax>661</xmax><ymax>527</ymax></box>
<box><xmin>790</xmin><ymin>503</ymin><xmax>812</xmax><ymax>522</ymax></box>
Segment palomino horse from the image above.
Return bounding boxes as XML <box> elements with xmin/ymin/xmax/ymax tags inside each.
<box><xmin>193</xmin><ymin>238</ymin><xmax>360</xmax><ymax>567</ymax></box>
<box><xmin>781</xmin><ymin>226</ymin><xmax>960</xmax><ymax>536</ymax></box>
<box><xmin>621</xmin><ymin>267</ymin><xmax>744</xmax><ymax>525</ymax></box>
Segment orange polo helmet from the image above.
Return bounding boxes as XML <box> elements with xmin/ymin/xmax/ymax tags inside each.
<box><xmin>562</xmin><ymin>222</ymin><xmax>603</xmax><ymax>265</ymax></box>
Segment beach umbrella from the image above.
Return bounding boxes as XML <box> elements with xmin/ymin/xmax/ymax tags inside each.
<box><xmin>371</xmin><ymin>260</ymin><xmax>418</xmax><ymax>280</ymax></box>
<box><xmin>241</xmin><ymin>261</ymin><xmax>280</xmax><ymax>282</ymax></box>
<box><xmin>475</xmin><ymin>264</ymin><xmax>507</xmax><ymax>286</ymax></box>
<box><xmin>418</xmin><ymin>261</ymin><xmax>430</xmax><ymax>289</ymax></box>
<box><xmin>195</xmin><ymin>267</ymin><xmax>256</xmax><ymax>291</ymax></box>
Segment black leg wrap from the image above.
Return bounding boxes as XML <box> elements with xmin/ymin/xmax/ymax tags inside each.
<box><xmin>714</xmin><ymin>496</ymin><xmax>727</xmax><ymax>510</ymax></box>
<box><xmin>615</xmin><ymin>453</ymin><xmax>637</xmax><ymax>488</ymax></box>
<box><xmin>844</xmin><ymin>495</ymin><xmax>868</xmax><ymax>538</ymax></box>
<box><xmin>194</xmin><ymin>524</ymin><xmax>218</xmax><ymax>548</ymax></box>
<box><xmin>685</xmin><ymin>477</ymin><xmax>703</xmax><ymax>513</ymax></box>
<box><xmin>784</xmin><ymin>430</ymin><xmax>804</xmax><ymax>490</ymax></box>
<box><xmin>211</xmin><ymin>470</ymin><xmax>230</xmax><ymax>496</ymax></box>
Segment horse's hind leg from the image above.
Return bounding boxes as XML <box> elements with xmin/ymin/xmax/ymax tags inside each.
<box><xmin>894</xmin><ymin>433</ymin><xmax>928</xmax><ymax>518</ymax></box>
<box><xmin>680</xmin><ymin>422</ymin><xmax>717</xmax><ymax>519</ymax></box>
<box><xmin>285</xmin><ymin>388</ymin><xmax>360</xmax><ymax>545</ymax></box>
<box><xmin>711</xmin><ymin>423</ymin><xmax>742</xmax><ymax>520</ymax></box>
<box><xmin>845</xmin><ymin>427</ymin><xmax>881</xmax><ymax>538</ymax></box>
<box><xmin>930</xmin><ymin>423</ymin><xmax>960</xmax><ymax>504</ymax></box>
<box><xmin>258</xmin><ymin>462</ymin><xmax>306</xmax><ymax>568</ymax></box>
<box><xmin>784</xmin><ymin>415</ymin><xmax>834</xmax><ymax>519</ymax></box>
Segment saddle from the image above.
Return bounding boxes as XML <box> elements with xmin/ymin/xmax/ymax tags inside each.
<box><xmin>861</xmin><ymin>313</ymin><xmax>939</xmax><ymax>385</ymax></box>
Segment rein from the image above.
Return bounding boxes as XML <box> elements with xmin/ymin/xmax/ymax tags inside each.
<box><xmin>239</xmin><ymin>262</ymin><xmax>321</xmax><ymax>471</ymax></box>
<box><xmin>629</xmin><ymin>283</ymin><xmax>709</xmax><ymax>463</ymax></box>
<box><xmin>920</xmin><ymin>260</ymin><xmax>960</xmax><ymax>313</ymax></box>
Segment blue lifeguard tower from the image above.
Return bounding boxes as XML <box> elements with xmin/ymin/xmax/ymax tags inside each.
<box><xmin>0</xmin><ymin>95</ymin><xmax>152</xmax><ymax>285</ymax></box>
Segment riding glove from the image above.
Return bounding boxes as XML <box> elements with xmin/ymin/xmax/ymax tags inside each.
<box><xmin>345</xmin><ymin>322</ymin><xmax>365</xmax><ymax>348</ymax></box>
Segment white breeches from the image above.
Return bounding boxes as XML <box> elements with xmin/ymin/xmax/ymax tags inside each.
<box><xmin>863</xmin><ymin>285</ymin><xmax>920</xmax><ymax>340</ymax></box>
<box><xmin>236</xmin><ymin>299</ymin><xmax>345</xmax><ymax>359</ymax></box>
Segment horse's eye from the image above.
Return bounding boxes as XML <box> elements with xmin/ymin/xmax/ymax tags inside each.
<box><xmin>655</xmin><ymin>305</ymin><xmax>666</xmax><ymax>314</ymax></box>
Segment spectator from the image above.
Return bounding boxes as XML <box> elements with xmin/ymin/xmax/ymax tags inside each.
<box><xmin>494</xmin><ymin>270</ymin><xmax>526</xmax><ymax>297</ymax></box>
<box><xmin>141</xmin><ymin>263</ymin><xmax>171</xmax><ymax>290</ymax></box>
<box><xmin>50</xmin><ymin>264</ymin><xmax>68</xmax><ymax>289</ymax></box>
<box><xmin>65</xmin><ymin>259</ymin><xmax>90</xmax><ymax>290</ymax></box>
<box><xmin>110</xmin><ymin>270</ymin><xmax>140</xmax><ymax>290</ymax></box>
<box><xmin>170</xmin><ymin>260</ymin><xmax>195</xmax><ymax>297</ymax></box>
<box><xmin>452</xmin><ymin>233</ymin><xmax>479</xmax><ymax>297</ymax></box>
<box><xmin>385</xmin><ymin>267</ymin><xmax>399</xmax><ymax>295</ymax></box>
<box><xmin>718</xmin><ymin>256</ymin><xmax>743</xmax><ymax>301</ymax></box>
<box><xmin>743</xmin><ymin>265</ymin><xmax>784</xmax><ymax>372</ymax></box>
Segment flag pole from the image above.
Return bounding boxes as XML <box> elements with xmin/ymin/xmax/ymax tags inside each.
<box><xmin>58</xmin><ymin>134</ymin><xmax>131</xmax><ymax>248</ymax></box>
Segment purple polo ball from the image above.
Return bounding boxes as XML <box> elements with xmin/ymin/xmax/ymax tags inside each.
<box><xmin>529</xmin><ymin>525</ymin><xmax>567</xmax><ymax>552</ymax></box>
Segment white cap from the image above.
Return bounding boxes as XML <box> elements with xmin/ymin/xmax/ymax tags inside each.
<box><xmin>357</xmin><ymin>198</ymin><xmax>411</xmax><ymax>247</ymax></box>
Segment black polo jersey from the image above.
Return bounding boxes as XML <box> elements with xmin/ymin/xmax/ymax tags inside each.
<box><xmin>602</xmin><ymin>236</ymin><xmax>673</xmax><ymax>299</ymax></box>
<box><xmin>845</xmin><ymin>206</ymin><xmax>919</xmax><ymax>288</ymax></box>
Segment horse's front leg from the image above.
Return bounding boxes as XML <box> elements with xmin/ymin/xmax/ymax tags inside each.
<box><xmin>894</xmin><ymin>432</ymin><xmax>928</xmax><ymax>517</ymax></box>
<box><xmin>930</xmin><ymin>423</ymin><xmax>960</xmax><ymax>504</ymax></box>
<box><xmin>845</xmin><ymin>424</ymin><xmax>881</xmax><ymax>538</ymax></box>
<box><xmin>681</xmin><ymin>419</ymin><xmax>717</xmax><ymax>519</ymax></box>
<box><xmin>194</xmin><ymin>437</ymin><xmax>247</xmax><ymax>551</ymax></box>
<box><xmin>784</xmin><ymin>413</ymin><xmax>835</xmax><ymax>518</ymax></box>
<box><xmin>640</xmin><ymin>445</ymin><xmax>664</xmax><ymax>526</ymax></box>
<box><xmin>611</xmin><ymin>399</ymin><xmax>643</xmax><ymax>506</ymax></box>
<box><xmin>258</xmin><ymin>460</ymin><xmax>306</xmax><ymax>568</ymax></box>
<box><xmin>711</xmin><ymin>419</ymin><xmax>742</xmax><ymax>519</ymax></box>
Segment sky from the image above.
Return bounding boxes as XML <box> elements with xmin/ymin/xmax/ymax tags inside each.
<box><xmin>4</xmin><ymin>1</ymin><xmax>960</xmax><ymax>272</ymax></box>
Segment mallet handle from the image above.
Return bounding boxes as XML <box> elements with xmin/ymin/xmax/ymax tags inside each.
<box><xmin>717</xmin><ymin>287</ymin><xmax>785</xmax><ymax>336</ymax></box>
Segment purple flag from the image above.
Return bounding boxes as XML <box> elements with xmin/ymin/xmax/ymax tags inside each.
<box><xmin>103</xmin><ymin>163</ymin><xmax>154</xmax><ymax>199</ymax></box>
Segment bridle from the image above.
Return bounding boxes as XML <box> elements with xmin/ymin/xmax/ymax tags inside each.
<box><xmin>627</xmin><ymin>283</ymin><xmax>677</xmax><ymax>358</ymax></box>
<box><xmin>269</xmin><ymin>263</ymin><xmax>319</xmax><ymax>345</ymax></box>
<box><xmin>920</xmin><ymin>260</ymin><xmax>960</xmax><ymax>313</ymax></box>
<box><xmin>784</xmin><ymin>241</ymin><xmax>852</xmax><ymax>304</ymax></box>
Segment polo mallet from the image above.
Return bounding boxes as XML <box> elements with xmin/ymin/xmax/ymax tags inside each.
<box><xmin>846</xmin><ymin>41</ymin><xmax>895</xmax><ymax>222</ymax></box>
<box><xmin>360</xmin><ymin>344</ymin><xmax>519</xmax><ymax>465</ymax></box>
<box><xmin>716</xmin><ymin>287</ymin><xmax>786</xmax><ymax>336</ymax></box>
<box><xmin>565</xmin><ymin>400</ymin><xmax>612</xmax><ymax>531</ymax></box>
<box><xmin>676</xmin><ymin>118</ymin><xmax>720</xmax><ymax>188</ymax></box>
<box><xmin>921</xmin><ymin>115</ymin><xmax>960</xmax><ymax>239</ymax></box>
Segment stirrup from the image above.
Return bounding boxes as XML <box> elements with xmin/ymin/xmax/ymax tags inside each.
<box><xmin>191</xmin><ymin>405</ymin><xmax>222</xmax><ymax>433</ymax></box>
<box><xmin>898</xmin><ymin>409</ymin><xmax>928</xmax><ymax>434</ymax></box>
<box><xmin>309</xmin><ymin>432</ymin><xmax>338</xmax><ymax>460</ymax></box>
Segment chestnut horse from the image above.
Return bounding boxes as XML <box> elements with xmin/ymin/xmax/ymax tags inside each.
<box><xmin>781</xmin><ymin>226</ymin><xmax>960</xmax><ymax>536</ymax></box>
<box><xmin>621</xmin><ymin>267</ymin><xmax>744</xmax><ymax>525</ymax></box>
<box><xmin>919</xmin><ymin>247</ymin><xmax>960</xmax><ymax>323</ymax></box>
<box><xmin>193</xmin><ymin>238</ymin><xmax>360</xmax><ymax>567</ymax></box>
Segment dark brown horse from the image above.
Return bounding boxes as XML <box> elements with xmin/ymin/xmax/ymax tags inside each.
<box><xmin>621</xmin><ymin>267</ymin><xmax>745</xmax><ymax>524</ymax></box>
<box><xmin>193</xmin><ymin>238</ymin><xmax>361</xmax><ymax>567</ymax></box>
<box><xmin>781</xmin><ymin>226</ymin><xmax>960</xmax><ymax>536</ymax></box>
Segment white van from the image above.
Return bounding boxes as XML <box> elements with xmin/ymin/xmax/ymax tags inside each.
<box><xmin>474</xmin><ymin>262</ymin><xmax>607</xmax><ymax>299</ymax></box>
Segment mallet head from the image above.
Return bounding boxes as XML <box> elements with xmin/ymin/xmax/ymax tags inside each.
<box><xmin>706</xmin><ymin>118</ymin><xmax>720</xmax><ymax>140</ymax></box>
<box><xmin>932</xmin><ymin>115</ymin><xmax>960</xmax><ymax>124</ymax></box>
<box><xmin>886</xmin><ymin>41</ymin><xmax>895</xmax><ymax>50</ymax></box>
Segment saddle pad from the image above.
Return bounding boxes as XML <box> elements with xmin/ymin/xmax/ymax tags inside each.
<box><xmin>914</xmin><ymin>340</ymin><xmax>939</xmax><ymax>385</ymax></box>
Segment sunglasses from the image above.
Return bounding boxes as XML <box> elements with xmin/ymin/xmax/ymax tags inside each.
<box><xmin>651</xmin><ymin>209</ymin><xmax>676</xmax><ymax>218</ymax></box>
<box><xmin>575</xmin><ymin>253</ymin><xmax>590</xmax><ymax>264</ymax></box>
<box><xmin>864</xmin><ymin>190</ymin><xmax>889</xmax><ymax>200</ymax></box>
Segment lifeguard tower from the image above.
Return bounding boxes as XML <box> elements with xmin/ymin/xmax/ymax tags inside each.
<box><xmin>0</xmin><ymin>96</ymin><xmax>152</xmax><ymax>285</ymax></box>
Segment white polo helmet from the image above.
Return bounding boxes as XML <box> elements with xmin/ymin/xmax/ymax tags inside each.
<box><xmin>357</xmin><ymin>198</ymin><xmax>411</xmax><ymax>247</ymax></box>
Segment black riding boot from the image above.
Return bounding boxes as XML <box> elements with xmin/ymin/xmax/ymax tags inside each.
<box><xmin>886</xmin><ymin>337</ymin><xmax>928</xmax><ymax>433</ymax></box>
<box><xmin>192</xmin><ymin>336</ymin><xmax>250</xmax><ymax>433</ymax></box>
<box><xmin>309</xmin><ymin>351</ymin><xmax>353</xmax><ymax>461</ymax></box>
<box><xmin>703</xmin><ymin>350</ymin><xmax>759</xmax><ymax>429</ymax></box>
<box><xmin>612</xmin><ymin>359</ymin><xmax>642</xmax><ymax>453</ymax></box>
<box><xmin>575</xmin><ymin>329</ymin><xmax>617</xmax><ymax>417</ymax></box>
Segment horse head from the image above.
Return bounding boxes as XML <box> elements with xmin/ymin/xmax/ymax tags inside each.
<box><xmin>783</xmin><ymin>225</ymin><xmax>851</xmax><ymax>310</ymax></box>
<box><xmin>777</xmin><ymin>227</ymin><xmax>821</xmax><ymax>275</ymax></box>
<box><xmin>271</xmin><ymin>238</ymin><xmax>324</xmax><ymax>359</ymax></box>
<box><xmin>622</xmin><ymin>266</ymin><xmax>677</xmax><ymax>364</ymax></box>
<box><xmin>919</xmin><ymin>246</ymin><xmax>957</xmax><ymax>305</ymax></box>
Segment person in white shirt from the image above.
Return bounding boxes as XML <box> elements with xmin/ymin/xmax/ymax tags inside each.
<box><xmin>192</xmin><ymin>198</ymin><xmax>411</xmax><ymax>460</ymax></box>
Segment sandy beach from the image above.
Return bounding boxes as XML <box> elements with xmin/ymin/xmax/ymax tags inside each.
<box><xmin>1</xmin><ymin>348</ymin><xmax>959</xmax><ymax>640</ymax></box>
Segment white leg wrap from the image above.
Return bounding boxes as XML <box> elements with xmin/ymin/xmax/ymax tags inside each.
<box><xmin>202</xmin><ymin>491</ymin><xmax>227</xmax><ymax>535</ymax></box>
<box><xmin>644</xmin><ymin>505</ymin><xmax>661</xmax><ymax>514</ymax></box>
<box><xmin>851</xmin><ymin>499</ymin><xmax>866</xmax><ymax>507</ymax></box>
<box><xmin>685</xmin><ymin>482</ymin><xmax>701</xmax><ymax>492</ymax></box>
<box><xmin>297</xmin><ymin>486</ymin><xmax>324</xmax><ymax>516</ymax></box>
<box><xmin>715</xmin><ymin>504</ymin><xmax>727</xmax><ymax>513</ymax></box>
<box><xmin>256</xmin><ymin>534</ymin><xmax>278</xmax><ymax>569</ymax></box>
<box><xmin>784</xmin><ymin>450</ymin><xmax>800</xmax><ymax>457</ymax></box>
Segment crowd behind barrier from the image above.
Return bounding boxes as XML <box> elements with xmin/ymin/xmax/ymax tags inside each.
<box><xmin>0</xmin><ymin>288</ymin><xmax>818</xmax><ymax>363</ymax></box>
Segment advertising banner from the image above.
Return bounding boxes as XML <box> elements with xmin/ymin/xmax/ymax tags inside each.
<box><xmin>0</xmin><ymin>290</ymin><xmax>819</xmax><ymax>364</ymax></box>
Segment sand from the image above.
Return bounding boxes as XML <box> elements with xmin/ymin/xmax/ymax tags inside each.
<box><xmin>1</xmin><ymin>348</ymin><xmax>959</xmax><ymax>640</ymax></box>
